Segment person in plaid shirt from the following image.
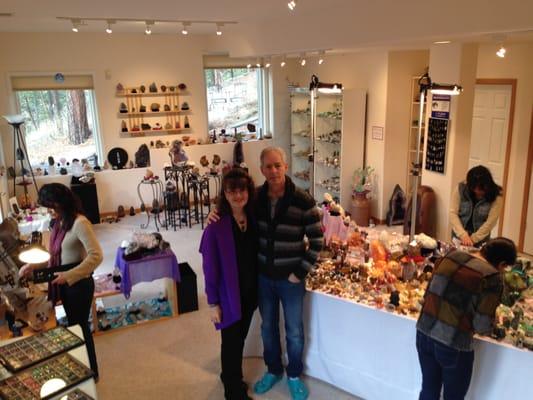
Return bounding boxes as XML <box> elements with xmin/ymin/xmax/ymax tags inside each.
<box><xmin>416</xmin><ymin>237</ymin><xmax>516</xmax><ymax>400</ymax></box>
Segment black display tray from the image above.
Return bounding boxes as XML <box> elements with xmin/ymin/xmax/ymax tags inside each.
<box><xmin>62</xmin><ymin>388</ymin><xmax>95</xmax><ymax>400</ymax></box>
<box><xmin>0</xmin><ymin>353</ymin><xmax>94</xmax><ymax>400</ymax></box>
<box><xmin>0</xmin><ymin>326</ymin><xmax>84</xmax><ymax>373</ymax></box>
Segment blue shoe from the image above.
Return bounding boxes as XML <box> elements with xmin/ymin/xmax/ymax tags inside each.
<box><xmin>253</xmin><ymin>372</ymin><xmax>282</xmax><ymax>394</ymax></box>
<box><xmin>288</xmin><ymin>378</ymin><xmax>309</xmax><ymax>400</ymax></box>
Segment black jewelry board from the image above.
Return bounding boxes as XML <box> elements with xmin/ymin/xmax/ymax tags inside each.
<box><xmin>425</xmin><ymin>118</ymin><xmax>449</xmax><ymax>174</ymax></box>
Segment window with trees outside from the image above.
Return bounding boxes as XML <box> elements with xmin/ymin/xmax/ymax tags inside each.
<box><xmin>204</xmin><ymin>67</ymin><xmax>267</xmax><ymax>137</ymax></box>
<box><xmin>13</xmin><ymin>80</ymin><xmax>100</xmax><ymax>168</ymax></box>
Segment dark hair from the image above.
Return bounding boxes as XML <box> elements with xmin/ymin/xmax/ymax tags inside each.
<box><xmin>38</xmin><ymin>183</ymin><xmax>83</xmax><ymax>231</ymax></box>
<box><xmin>480</xmin><ymin>237</ymin><xmax>517</xmax><ymax>268</ymax></box>
<box><xmin>217</xmin><ymin>168</ymin><xmax>255</xmax><ymax>217</ymax></box>
<box><xmin>466</xmin><ymin>165</ymin><xmax>502</xmax><ymax>203</ymax></box>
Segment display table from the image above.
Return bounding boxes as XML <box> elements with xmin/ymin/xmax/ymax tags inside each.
<box><xmin>0</xmin><ymin>325</ymin><xmax>98</xmax><ymax>400</ymax></box>
<box><xmin>17</xmin><ymin>212</ymin><xmax>51</xmax><ymax>236</ymax></box>
<box><xmin>244</xmin><ymin>290</ymin><xmax>533</xmax><ymax>400</ymax></box>
<box><xmin>114</xmin><ymin>248</ymin><xmax>180</xmax><ymax>315</ymax></box>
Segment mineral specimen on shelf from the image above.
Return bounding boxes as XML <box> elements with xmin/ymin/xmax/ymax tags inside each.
<box><xmin>164</xmin><ymin>104</ymin><xmax>171</xmax><ymax>111</ymax></box>
<box><xmin>117</xmin><ymin>205</ymin><xmax>126</xmax><ymax>218</ymax></box>
<box><xmin>129</xmin><ymin>206</ymin><xmax>135</xmax><ymax>216</ymax></box>
<box><xmin>181</xmin><ymin>102</ymin><xmax>189</xmax><ymax>110</ymax></box>
<box><xmin>135</xmin><ymin>144</ymin><xmax>150</xmax><ymax>168</ymax></box>
<box><xmin>140</xmin><ymin>104</ymin><xmax>146</xmax><ymax>113</ymax></box>
<box><xmin>149</xmin><ymin>82</ymin><xmax>157</xmax><ymax>93</ymax></box>
<box><xmin>140</xmin><ymin>85</ymin><xmax>146</xmax><ymax>93</ymax></box>
<box><xmin>153</xmin><ymin>123</ymin><xmax>162</xmax><ymax>130</ymax></box>
<box><xmin>160</xmin><ymin>85</ymin><xmax>167</xmax><ymax>92</ymax></box>
<box><xmin>131</xmin><ymin>88</ymin><xmax>137</xmax><ymax>94</ymax></box>
<box><xmin>178</xmin><ymin>83</ymin><xmax>187</xmax><ymax>90</ymax></box>
<box><xmin>116</xmin><ymin>83</ymin><xmax>124</xmax><ymax>92</ymax></box>
<box><xmin>184</xmin><ymin>116</ymin><xmax>190</xmax><ymax>128</ymax></box>
<box><xmin>121</xmin><ymin>121</ymin><xmax>128</xmax><ymax>132</ymax></box>
<box><xmin>200</xmin><ymin>155</ymin><xmax>209</xmax><ymax>167</ymax></box>
<box><xmin>141</xmin><ymin>123</ymin><xmax>151</xmax><ymax>130</ymax></box>
<box><xmin>131</xmin><ymin>125</ymin><xmax>140</xmax><ymax>132</ymax></box>
<box><xmin>150</xmin><ymin>103</ymin><xmax>160</xmax><ymax>112</ymax></box>
<box><xmin>175</xmin><ymin>120</ymin><xmax>181</xmax><ymax>129</ymax></box>
<box><xmin>119</xmin><ymin>103</ymin><xmax>128</xmax><ymax>113</ymax></box>
<box><xmin>164</xmin><ymin>122</ymin><xmax>172</xmax><ymax>130</ymax></box>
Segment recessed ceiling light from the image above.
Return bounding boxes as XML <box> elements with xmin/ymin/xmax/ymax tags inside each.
<box><xmin>216</xmin><ymin>23</ymin><xmax>223</xmax><ymax>36</ymax></box>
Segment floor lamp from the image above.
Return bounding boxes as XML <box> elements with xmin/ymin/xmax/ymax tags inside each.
<box><xmin>3</xmin><ymin>114</ymin><xmax>39</xmax><ymax>209</ymax></box>
<box><xmin>409</xmin><ymin>73</ymin><xmax>462</xmax><ymax>242</ymax></box>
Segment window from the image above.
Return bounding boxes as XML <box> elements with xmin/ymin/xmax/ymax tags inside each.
<box><xmin>204</xmin><ymin>67</ymin><xmax>268</xmax><ymax>137</ymax></box>
<box><xmin>12</xmin><ymin>75</ymin><xmax>101</xmax><ymax>167</ymax></box>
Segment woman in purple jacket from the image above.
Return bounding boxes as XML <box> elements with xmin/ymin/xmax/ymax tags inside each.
<box><xmin>199</xmin><ymin>168</ymin><xmax>258</xmax><ymax>400</ymax></box>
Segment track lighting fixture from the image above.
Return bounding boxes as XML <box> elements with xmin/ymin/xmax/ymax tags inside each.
<box><xmin>300</xmin><ymin>53</ymin><xmax>306</xmax><ymax>66</ymax></box>
<box><xmin>265</xmin><ymin>58</ymin><xmax>271</xmax><ymax>68</ymax></box>
<box><xmin>280</xmin><ymin>59</ymin><xmax>286</xmax><ymax>67</ymax></box>
<box><xmin>71</xmin><ymin>19</ymin><xmax>81</xmax><ymax>32</ymax></box>
<box><xmin>288</xmin><ymin>0</ymin><xmax>297</xmax><ymax>11</ymax></box>
<box><xmin>496</xmin><ymin>45</ymin><xmax>506</xmax><ymax>58</ymax></box>
<box><xmin>181</xmin><ymin>22</ymin><xmax>190</xmax><ymax>35</ymax></box>
<box><xmin>246</xmin><ymin>63</ymin><xmax>252</xmax><ymax>69</ymax></box>
<box><xmin>145</xmin><ymin>21</ymin><xmax>153</xmax><ymax>35</ymax></box>
<box><xmin>216</xmin><ymin>23</ymin><xmax>223</xmax><ymax>36</ymax></box>
<box><xmin>318</xmin><ymin>50</ymin><xmax>325</xmax><ymax>65</ymax></box>
<box><xmin>105</xmin><ymin>20</ymin><xmax>114</xmax><ymax>34</ymax></box>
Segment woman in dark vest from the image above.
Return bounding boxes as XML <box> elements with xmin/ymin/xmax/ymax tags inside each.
<box><xmin>449</xmin><ymin>165</ymin><xmax>503</xmax><ymax>247</ymax></box>
<box><xmin>199</xmin><ymin>168</ymin><xmax>258</xmax><ymax>400</ymax></box>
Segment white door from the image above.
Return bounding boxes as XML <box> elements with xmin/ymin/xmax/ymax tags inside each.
<box><xmin>469</xmin><ymin>84</ymin><xmax>512</xmax><ymax>235</ymax></box>
<box><xmin>524</xmin><ymin>166</ymin><xmax>533</xmax><ymax>255</ymax></box>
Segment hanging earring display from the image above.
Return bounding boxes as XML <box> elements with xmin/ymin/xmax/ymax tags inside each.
<box><xmin>425</xmin><ymin>117</ymin><xmax>449</xmax><ymax>174</ymax></box>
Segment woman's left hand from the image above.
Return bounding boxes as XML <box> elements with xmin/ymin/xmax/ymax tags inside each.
<box><xmin>51</xmin><ymin>272</ymin><xmax>67</xmax><ymax>285</ymax></box>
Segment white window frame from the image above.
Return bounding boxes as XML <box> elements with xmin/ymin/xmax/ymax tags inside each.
<box><xmin>203</xmin><ymin>66</ymin><xmax>271</xmax><ymax>139</ymax></box>
<box><xmin>6</xmin><ymin>71</ymin><xmax>104</xmax><ymax>167</ymax></box>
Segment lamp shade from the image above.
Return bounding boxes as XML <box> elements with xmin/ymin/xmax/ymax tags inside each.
<box><xmin>3</xmin><ymin>114</ymin><xmax>25</xmax><ymax>124</ymax></box>
<box><xmin>19</xmin><ymin>245</ymin><xmax>50</xmax><ymax>264</ymax></box>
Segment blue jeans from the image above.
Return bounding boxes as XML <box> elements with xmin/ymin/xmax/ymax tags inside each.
<box><xmin>416</xmin><ymin>331</ymin><xmax>474</xmax><ymax>400</ymax></box>
<box><xmin>258</xmin><ymin>274</ymin><xmax>305</xmax><ymax>378</ymax></box>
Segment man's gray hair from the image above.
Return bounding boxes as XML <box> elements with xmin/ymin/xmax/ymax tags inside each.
<box><xmin>260</xmin><ymin>146</ymin><xmax>287</xmax><ymax>166</ymax></box>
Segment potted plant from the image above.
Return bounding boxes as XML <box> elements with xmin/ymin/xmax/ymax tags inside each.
<box><xmin>351</xmin><ymin>166</ymin><xmax>374</xmax><ymax>226</ymax></box>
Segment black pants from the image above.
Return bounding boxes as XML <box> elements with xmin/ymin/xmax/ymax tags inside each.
<box><xmin>220</xmin><ymin>299</ymin><xmax>256</xmax><ymax>400</ymax></box>
<box><xmin>59</xmin><ymin>276</ymin><xmax>99</xmax><ymax>377</ymax></box>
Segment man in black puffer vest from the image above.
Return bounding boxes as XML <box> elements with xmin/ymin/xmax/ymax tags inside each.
<box><xmin>252</xmin><ymin>147</ymin><xmax>323</xmax><ymax>400</ymax></box>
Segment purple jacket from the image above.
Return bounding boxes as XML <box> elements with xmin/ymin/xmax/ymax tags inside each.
<box><xmin>199</xmin><ymin>215</ymin><xmax>241</xmax><ymax>330</ymax></box>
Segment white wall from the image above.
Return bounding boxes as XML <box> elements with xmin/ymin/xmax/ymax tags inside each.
<box><xmin>287</xmin><ymin>51</ymin><xmax>389</xmax><ymax>219</ymax></box>
<box><xmin>476</xmin><ymin>42</ymin><xmax>533</xmax><ymax>245</ymax></box>
<box><xmin>0</xmin><ymin>32</ymin><xmax>211</xmax><ymax>170</ymax></box>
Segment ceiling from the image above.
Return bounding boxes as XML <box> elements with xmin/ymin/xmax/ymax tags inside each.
<box><xmin>0</xmin><ymin>0</ymin><xmax>532</xmax><ymax>56</ymax></box>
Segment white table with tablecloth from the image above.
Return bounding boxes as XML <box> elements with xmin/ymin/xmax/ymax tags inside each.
<box><xmin>244</xmin><ymin>290</ymin><xmax>532</xmax><ymax>400</ymax></box>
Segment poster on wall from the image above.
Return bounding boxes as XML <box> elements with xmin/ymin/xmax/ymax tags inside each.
<box><xmin>431</xmin><ymin>94</ymin><xmax>451</xmax><ymax>119</ymax></box>
<box><xmin>425</xmin><ymin>118</ymin><xmax>449</xmax><ymax>174</ymax></box>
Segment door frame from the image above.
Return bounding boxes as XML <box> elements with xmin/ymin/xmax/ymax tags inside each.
<box><xmin>519</xmin><ymin>106</ymin><xmax>533</xmax><ymax>253</ymax></box>
<box><xmin>475</xmin><ymin>79</ymin><xmax>517</xmax><ymax>236</ymax></box>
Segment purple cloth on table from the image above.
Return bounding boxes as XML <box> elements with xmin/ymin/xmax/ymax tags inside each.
<box><xmin>115</xmin><ymin>248</ymin><xmax>180</xmax><ymax>298</ymax></box>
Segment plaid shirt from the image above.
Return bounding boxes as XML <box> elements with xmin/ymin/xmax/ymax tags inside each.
<box><xmin>416</xmin><ymin>250</ymin><xmax>503</xmax><ymax>351</ymax></box>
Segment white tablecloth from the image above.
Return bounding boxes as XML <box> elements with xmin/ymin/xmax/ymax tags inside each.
<box><xmin>17</xmin><ymin>213</ymin><xmax>51</xmax><ymax>236</ymax></box>
<box><xmin>244</xmin><ymin>290</ymin><xmax>533</xmax><ymax>400</ymax></box>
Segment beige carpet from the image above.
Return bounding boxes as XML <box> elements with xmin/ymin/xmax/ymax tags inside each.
<box><xmin>91</xmin><ymin>214</ymin><xmax>360</xmax><ymax>399</ymax></box>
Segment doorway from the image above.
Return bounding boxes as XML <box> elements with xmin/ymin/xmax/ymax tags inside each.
<box><xmin>468</xmin><ymin>79</ymin><xmax>516</xmax><ymax>236</ymax></box>
<box><xmin>519</xmin><ymin>106</ymin><xmax>533</xmax><ymax>255</ymax></box>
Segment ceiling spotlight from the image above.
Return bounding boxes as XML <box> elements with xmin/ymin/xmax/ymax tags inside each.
<box><xmin>280</xmin><ymin>59</ymin><xmax>286</xmax><ymax>67</ymax></box>
<box><xmin>496</xmin><ymin>45</ymin><xmax>506</xmax><ymax>58</ymax></box>
<box><xmin>265</xmin><ymin>59</ymin><xmax>271</xmax><ymax>68</ymax></box>
<box><xmin>300</xmin><ymin>53</ymin><xmax>306</xmax><ymax>66</ymax></box>
<box><xmin>433</xmin><ymin>40</ymin><xmax>451</xmax><ymax>44</ymax></box>
<box><xmin>105</xmin><ymin>20</ymin><xmax>114</xmax><ymax>34</ymax></box>
<box><xmin>216</xmin><ymin>23</ymin><xmax>223</xmax><ymax>36</ymax></box>
<box><xmin>288</xmin><ymin>0</ymin><xmax>297</xmax><ymax>11</ymax></box>
<box><xmin>318</xmin><ymin>50</ymin><xmax>325</xmax><ymax>65</ymax></box>
<box><xmin>71</xmin><ymin>19</ymin><xmax>81</xmax><ymax>32</ymax></box>
<box><xmin>145</xmin><ymin>21</ymin><xmax>153</xmax><ymax>35</ymax></box>
<box><xmin>181</xmin><ymin>22</ymin><xmax>190</xmax><ymax>35</ymax></box>
<box><xmin>246</xmin><ymin>63</ymin><xmax>252</xmax><ymax>69</ymax></box>
<box><xmin>256</xmin><ymin>60</ymin><xmax>262</xmax><ymax>68</ymax></box>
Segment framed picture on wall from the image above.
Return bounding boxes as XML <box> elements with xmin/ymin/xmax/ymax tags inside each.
<box><xmin>8</xmin><ymin>197</ymin><xmax>20</xmax><ymax>215</ymax></box>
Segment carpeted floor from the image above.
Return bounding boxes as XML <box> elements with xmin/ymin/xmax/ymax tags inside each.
<box><xmin>91</xmin><ymin>213</ymin><xmax>360</xmax><ymax>399</ymax></box>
